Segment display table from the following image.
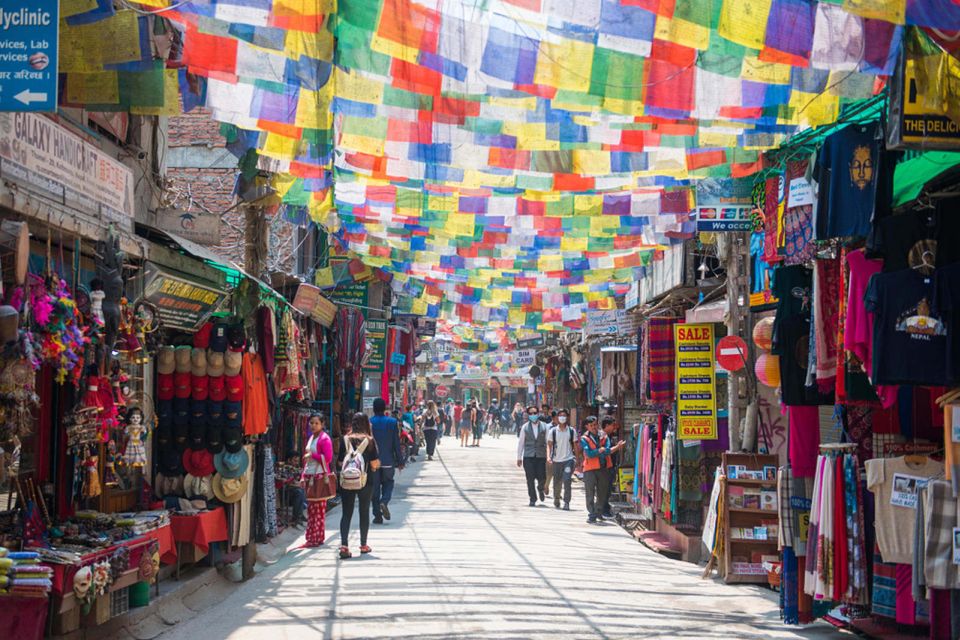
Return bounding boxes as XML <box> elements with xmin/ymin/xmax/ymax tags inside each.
<box><xmin>49</xmin><ymin>529</ymin><xmax>165</xmax><ymax>596</ymax></box>
<box><xmin>0</xmin><ymin>595</ymin><xmax>48</xmax><ymax>640</ymax></box>
<box><xmin>143</xmin><ymin>522</ymin><xmax>177</xmax><ymax>565</ymax></box>
<box><xmin>170</xmin><ymin>508</ymin><xmax>228</xmax><ymax>578</ymax></box>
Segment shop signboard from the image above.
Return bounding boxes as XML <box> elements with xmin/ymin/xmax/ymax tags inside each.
<box><xmin>695</xmin><ymin>178</ymin><xmax>753</xmax><ymax>231</ymax></box>
<box><xmin>155</xmin><ymin>208</ymin><xmax>221</xmax><ymax>245</ymax></box>
<box><xmin>362</xmin><ymin>318</ymin><xmax>387</xmax><ymax>372</ymax></box>
<box><xmin>514</xmin><ymin>349</ymin><xmax>536</xmax><ymax>366</ymax></box>
<box><xmin>516</xmin><ymin>334</ymin><xmax>544</xmax><ymax>348</ymax></box>
<box><xmin>0</xmin><ymin>112</ymin><xmax>135</xmax><ymax>228</ymax></box>
<box><xmin>0</xmin><ymin>0</ymin><xmax>58</xmax><ymax>112</ymax></box>
<box><xmin>327</xmin><ymin>280</ymin><xmax>368</xmax><ymax>309</ymax></box>
<box><xmin>142</xmin><ymin>264</ymin><xmax>228</xmax><ymax>332</ymax></box>
<box><xmin>390</xmin><ymin>352</ymin><xmax>407</xmax><ymax>366</ymax></box>
<box><xmin>617</xmin><ymin>310</ymin><xmax>640</xmax><ymax>338</ymax></box>
<box><xmin>585</xmin><ymin>309</ymin><xmax>618</xmax><ymax>336</ymax></box>
<box><xmin>291</xmin><ymin>283</ymin><xmax>337</xmax><ymax>327</ymax></box>
<box><xmin>435</xmin><ymin>384</ymin><xmax>450</xmax><ymax>398</ymax></box>
<box><xmin>674</xmin><ymin>323</ymin><xmax>718</xmax><ymax>440</ymax></box>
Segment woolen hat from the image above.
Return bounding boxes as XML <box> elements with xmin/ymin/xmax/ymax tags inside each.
<box><xmin>206</xmin><ymin>426</ymin><xmax>224</xmax><ymax>454</ymax></box>
<box><xmin>157</xmin><ymin>346</ymin><xmax>176</xmax><ymax>375</ymax></box>
<box><xmin>223</xmin><ymin>428</ymin><xmax>243</xmax><ymax>453</ymax></box>
<box><xmin>225</xmin><ymin>374</ymin><xmax>243</xmax><ymax>402</ymax></box>
<box><xmin>173</xmin><ymin>372</ymin><xmax>191</xmax><ymax>399</ymax></box>
<box><xmin>208</xmin><ymin>376</ymin><xmax>226</xmax><ymax>402</ymax></box>
<box><xmin>157</xmin><ymin>373</ymin><xmax>174</xmax><ymax>401</ymax></box>
<box><xmin>223</xmin><ymin>401</ymin><xmax>242</xmax><ymax>430</ymax></box>
<box><xmin>214</xmin><ymin>448</ymin><xmax>249</xmax><ymax>479</ymax></box>
<box><xmin>182</xmin><ymin>449</ymin><xmax>215</xmax><ymax>477</ymax></box>
<box><xmin>191</xmin><ymin>375</ymin><xmax>209</xmax><ymax>401</ymax></box>
<box><xmin>212</xmin><ymin>474</ymin><xmax>248</xmax><ymax>504</ymax></box>
<box><xmin>174</xmin><ymin>346</ymin><xmax>192</xmax><ymax>373</ymax></box>
<box><xmin>193</xmin><ymin>322</ymin><xmax>213</xmax><ymax>350</ymax></box>
<box><xmin>224</xmin><ymin>350</ymin><xmax>242</xmax><ymax>377</ymax></box>
<box><xmin>191</xmin><ymin>348</ymin><xmax>207</xmax><ymax>377</ymax></box>
<box><xmin>206</xmin><ymin>351</ymin><xmax>225</xmax><ymax>377</ymax></box>
<box><xmin>210</xmin><ymin>323</ymin><xmax>229</xmax><ymax>353</ymax></box>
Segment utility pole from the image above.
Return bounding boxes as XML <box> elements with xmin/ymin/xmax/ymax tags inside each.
<box><xmin>724</xmin><ymin>232</ymin><xmax>754</xmax><ymax>452</ymax></box>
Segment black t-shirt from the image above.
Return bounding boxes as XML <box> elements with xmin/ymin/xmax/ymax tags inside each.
<box><xmin>935</xmin><ymin>262</ymin><xmax>960</xmax><ymax>383</ymax></box>
<box><xmin>866</xmin><ymin>205</ymin><xmax>960</xmax><ymax>272</ymax></box>
<box><xmin>777</xmin><ymin>314</ymin><xmax>834</xmax><ymax>406</ymax></box>
<box><xmin>771</xmin><ymin>265</ymin><xmax>812</xmax><ymax>357</ymax></box>
<box><xmin>864</xmin><ymin>269</ymin><xmax>948</xmax><ymax>386</ymax></box>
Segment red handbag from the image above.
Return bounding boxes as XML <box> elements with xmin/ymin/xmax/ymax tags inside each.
<box><xmin>305</xmin><ymin>455</ymin><xmax>337</xmax><ymax>501</ymax></box>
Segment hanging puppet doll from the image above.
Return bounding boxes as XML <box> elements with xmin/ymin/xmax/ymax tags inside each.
<box><xmin>123</xmin><ymin>406</ymin><xmax>147</xmax><ymax>468</ymax></box>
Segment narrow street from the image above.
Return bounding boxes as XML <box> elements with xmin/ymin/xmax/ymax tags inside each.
<box><xmin>158</xmin><ymin>436</ymin><xmax>843</xmax><ymax>640</ymax></box>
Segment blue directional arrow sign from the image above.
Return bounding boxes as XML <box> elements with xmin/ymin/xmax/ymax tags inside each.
<box><xmin>0</xmin><ymin>1</ymin><xmax>58</xmax><ymax>112</ymax></box>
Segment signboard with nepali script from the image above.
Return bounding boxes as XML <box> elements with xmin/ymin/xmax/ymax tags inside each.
<box><xmin>142</xmin><ymin>264</ymin><xmax>228</xmax><ymax>332</ymax></box>
<box><xmin>674</xmin><ymin>323</ymin><xmax>718</xmax><ymax>440</ymax></box>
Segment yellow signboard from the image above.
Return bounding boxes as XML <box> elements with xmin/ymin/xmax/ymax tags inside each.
<box><xmin>900</xmin><ymin>58</ymin><xmax>960</xmax><ymax>147</ymax></box>
<box><xmin>674</xmin><ymin>323</ymin><xmax>718</xmax><ymax>440</ymax></box>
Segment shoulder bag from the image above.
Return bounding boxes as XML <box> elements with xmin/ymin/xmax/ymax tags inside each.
<box><xmin>305</xmin><ymin>450</ymin><xmax>337</xmax><ymax>502</ymax></box>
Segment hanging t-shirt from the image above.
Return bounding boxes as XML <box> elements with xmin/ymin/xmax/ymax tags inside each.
<box><xmin>934</xmin><ymin>261</ymin><xmax>960</xmax><ymax>383</ymax></box>
<box><xmin>867</xmin><ymin>205</ymin><xmax>960</xmax><ymax>273</ymax></box>
<box><xmin>815</xmin><ymin>122</ymin><xmax>880</xmax><ymax>241</ymax></box>
<box><xmin>865</xmin><ymin>456</ymin><xmax>944</xmax><ymax>564</ymax></box>
<box><xmin>864</xmin><ymin>269</ymin><xmax>948</xmax><ymax>386</ymax></box>
<box><xmin>772</xmin><ymin>265</ymin><xmax>812</xmax><ymax>357</ymax></box>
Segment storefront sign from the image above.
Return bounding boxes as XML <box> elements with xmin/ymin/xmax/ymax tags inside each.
<box><xmin>516</xmin><ymin>334</ymin><xmax>544</xmax><ymax>348</ymax></box>
<box><xmin>435</xmin><ymin>384</ymin><xmax>450</xmax><ymax>398</ymax></box>
<box><xmin>695</xmin><ymin>178</ymin><xmax>754</xmax><ymax>231</ymax></box>
<box><xmin>0</xmin><ymin>0</ymin><xmax>58</xmax><ymax>112</ymax></box>
<box><xmin>674</xmin><ymin>323</ymin><xmax>718</xmax><ymax>440</ymax></box>
<box><xmin>617</xmin><ymin>310</ymin><xmax>640</xmax><ymax>338</ymax></box>
<box><xmin>156</xmin><ymin>208</ymin><xmax>221</xmax><ymax>245</ymax></box>
<box><xmin>390</xmin><ymin>352</ymin><xmax>407</xmax><ymax>366</ymax></box>
<box><xmin>585</xmin><ymin>310</ymin><xmax>618</xmax><ymax>336</ymax></box>
<box><xmin>0</xmin><ymin>112</ymin><xmax>135</xmax><ymax>226</ymax></box>
<box><xmin>881</xmin><ymin>442</ymin><xmax>941</xmax><ymax>457</ymax></box>
<box><xmin>514</xmin><ymin>349</ymin><xmax>536</xmax><ymax>366</ymax></box>
<box><xmin>142</xmin><ymin>265</ymin><xmax>228</xmax><ymax>332</ymax></box>
<box><xmin>363</xmin><ymin>318</ymin><xmax>387</xmax><ymax>372</ymax></box>
<box><xmin>291</xmin><ymin>283</ymin><xmax>337</xmax><ymax>327</ymax></box>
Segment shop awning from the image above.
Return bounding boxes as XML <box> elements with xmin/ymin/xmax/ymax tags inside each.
<box><xmin>685</xmin><ymin>298</ymin><xmax>728</xmax><ymax>324</ymax></box>
<box><xmin>892</xmin><ymin>151</ymin><xmax>960</xmax><ymax>207</ymax></box>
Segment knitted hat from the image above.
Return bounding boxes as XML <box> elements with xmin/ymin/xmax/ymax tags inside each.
<box><xmin>174</xmin><ymin>346</ymin><xmax>192</xmax><ymax>373</ymax></box>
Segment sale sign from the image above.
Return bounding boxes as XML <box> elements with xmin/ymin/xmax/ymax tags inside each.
<box><xmin>674</xmin><ymin>324</ymin><xmax>718</xmax><ymax>440</ymax></box>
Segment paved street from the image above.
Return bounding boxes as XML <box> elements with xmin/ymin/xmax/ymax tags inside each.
<box><xmin>159</xmin><ymin>436</ymin><xmax>844</xmax><ymax>640</ymax></box>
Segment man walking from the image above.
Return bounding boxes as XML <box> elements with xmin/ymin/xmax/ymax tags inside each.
<box><xmin>516</xmin><ymin>405</ymin><xmax>548</xmax><ymax>507</ymax></box>
<box><xmin>547</xmin><ymin>409</ymin><xmax>576</xmax><ymax>510</ymax></box>
<box><xmin>541</xmin><ymin>404</ymin><xmax>554</xmax><ymax>498</ymax></box>
<box><xmin>370</xmin><ymin>398</ymin><xmax>402</xmax><ymax>524</ymax></box>
<box><xmin>580</xmin><ymin>416</ymin><xmax>625</xmax><ymax>523</ymax></box>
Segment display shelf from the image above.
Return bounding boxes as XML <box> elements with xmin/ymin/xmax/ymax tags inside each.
<box><xmin>726</xmin><ymin>478</ymin><xmax>777</xmax><ymax>487</ymax></box>
<box><xmin>721</xmin><ymin>452</ymin><xmax>780</xmax><ymax>585</ymax></box>
<box><xmin>728</xmin><ymin>506</ymin><xmax>778</xmax><ymax>515</ymax></box>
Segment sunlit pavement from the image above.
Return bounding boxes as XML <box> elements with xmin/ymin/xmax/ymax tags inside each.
<box><xmin>158</xmin><ymin>435</ymin><xmax>845</xmax><ymax>639</ymax></box>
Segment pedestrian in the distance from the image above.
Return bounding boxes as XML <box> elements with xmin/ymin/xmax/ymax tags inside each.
<box><xmin>547</xmin><ymin>409</ymin><xmax>576</xmax><ymax>511</ymax></box>
<box><xmin>302</xmin><ymin>414</ymin><xmax>334</xmax><ymax>546</ymax></box>
<box><xmin>601</xmin><ymin>415</ymin><xmax>620</xmax><ymax>519</ymax></box>
<box><xmin>580</xmin><ymin>416</ymin><xmax>624</xmax><ymax>523</ymax></box>
<box><xmin>338</xmin><ymin>412</ymin><xmax>380</xmax><ymax>558</ymax></box>
<box><xmin>516</xmin><ymin>405</ymin><xmax>548</xmax><ymax>506</ymax></box>
<box><xmin>541</xmin><ymin>404</ymin><xmax>554</xmax><ymax>498</ymax></box>
<box><xmin>512</xmin><ymin>402</ymin><xmax>525</xmax><ymax>436</ymax></box>
<box><xmin>423</xmin><ymin>400</ymin><xmax>440</xmax><ymax>460</ymax></box>
<box><xmin>459</xmin><ymin>400</ymin><xmax>473</xmax><ymax>447</ymax></box>
<box><xmin>472</xmin><ymin>401</ymin><xmax>485</xmax><ymax>447</ymax></box>
<box><xmin>370</xmin><ymin>398</ymin><xmax>402</xmax><ymax>524</ymax></box>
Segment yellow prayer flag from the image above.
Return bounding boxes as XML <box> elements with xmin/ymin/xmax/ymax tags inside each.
<box><xmin>445</xmin><ymin>213</ymin><xmax>475</xmax><ymax>237</ymax></box>
<box><xmin>538</xmin><ymin>254</ymin><xmax>564</xmax><ymax>272</ymax></box>
<box><xmin>718</xmin><ymin>0</ymin><xmax>772</xmax><ymax>50</ymax></box>
<box><xmin>655</xmin><ymin>15</ymin><xmax>711</xmax><ymax>50</ymax></box>
<box><xmin>335</xmin><ymin>68</ymin><xmax>383</xmax><ymax>105</ymax></box>
<box><xmin>560</xmin><ymin>236</ymin><xmax>589</xmax><ymax>252</ymax></box>
<box><xmin>741</xmin><ymin>57</ymin><xmax>792</xmax><ymax>85</ymax></box>
<box><xmin>314</xmin><ymin>267</ymin><xmax>335</xmax><ymax>289</ymax></box>
<box><xmin>572</xmin><ymin>150</ymin><xmax>611</xmax><ymax>175</ymax></box>
<box><xmin>534</xmin><ymin>39</ymin><xmax>593</xmax><ymax>92</ymax></box>
<box><xmin>65</xmin><ymin>72</ymin><xmax>119</xmax><ymax>105</ymax></box>
<box><xmin>509</xmin><ymin>308</ymin><xmax>526</xmax><ymax>325</ymax></box>
<box><xmin>843</xmin><ymin>0</ymin><xmax>905</xmax><ymax>24</ymax></box>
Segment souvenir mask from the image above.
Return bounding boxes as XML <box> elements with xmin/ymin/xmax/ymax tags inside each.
<box><xmin>92</xmin><ymin>561</ymin><xmax>111</xmax><ymax>595</ymax></box>
<box><xmin>73</xmin><ymin>566</ymin><xmax>93</xmax><ymax>599</ymax></box>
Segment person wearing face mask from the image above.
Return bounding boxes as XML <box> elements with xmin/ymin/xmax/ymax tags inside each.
<box><xmin>516</xmin><ymin>405</ymin><xmax>548</xmax><ymax>506</ymax></box>
<box><xmin>547</xmin><ymin>409</ymin><xmax>576</xmax><ymax>510</ymax></box>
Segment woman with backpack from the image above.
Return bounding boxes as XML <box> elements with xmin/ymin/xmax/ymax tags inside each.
<box><xmin>423</xmin><ymin>401</ymin><xmax>440</xmax><ymax>460</ymax></box>
<box><xmin>338</xmin><ymin>412</ymin><xmax>381</xmax><ymax>559</ymax></box>
<box><xmin>301</xmin><ymin>414</ymin><xmax>335</xmax><ymax>546</ymax></box>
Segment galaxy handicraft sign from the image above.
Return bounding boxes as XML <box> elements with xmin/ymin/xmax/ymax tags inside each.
<box><xmin>674</xmin><ymin>323</ymin><xmax>718</xmax><ymax>440</ymax></box>
<box><xmin>695</xmin><ymin>178</ymin><xmax>754</xmax><ymax>232</ymax></box>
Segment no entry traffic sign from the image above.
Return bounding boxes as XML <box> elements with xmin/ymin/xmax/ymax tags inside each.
<box><xmin>716</xmin><ymin>335</ymin><xmax>748</xmax><ymax>372</ymax></box>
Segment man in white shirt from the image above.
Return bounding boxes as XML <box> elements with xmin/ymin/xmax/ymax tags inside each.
<box><xmin>547</xmin><ymin>409</ymin><xmax>577</xmax><ymax>510</ymax></box>
<box><xmin>516</xmin><ymin>405</ymin><xmax>548</xmax><ymax>506</ymax></box>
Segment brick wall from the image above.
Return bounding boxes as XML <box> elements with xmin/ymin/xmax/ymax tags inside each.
<box><xmin>166</xmin><ymin>107</ymin><xmax>296</xmax><ymax>274</ymax></box>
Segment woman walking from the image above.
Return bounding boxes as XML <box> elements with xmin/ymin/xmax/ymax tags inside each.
<box><xmin>423</xmin><ymin>401</ymin><xmax>440</xmax><ymax>460</ymax></box>
<box><xmin>339</xmin><ymin>412</ymin><xmax>380</xmax><ymax>558</ymax></box>
<box><xmin>512</xmin><ymin>402</ymin><xmax>525</xmax><ymax>436</ymax></box>
<box><xmin>459</xmin><ymin>400</ymin><xmax>473</xmax><ymax>447</ymax></box>
<box><xmin>302</xmin><ymin>414</ymin><xmax>333</xmax><ymax>547</ymax></box>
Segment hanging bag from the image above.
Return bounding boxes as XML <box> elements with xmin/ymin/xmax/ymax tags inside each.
<box><xmin>305</xmin><ymin>451</ymin><xmax>337</xmax><ymax>502</ymax></box>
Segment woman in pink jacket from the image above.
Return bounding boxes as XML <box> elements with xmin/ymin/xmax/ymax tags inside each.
<box><xmin>302</xmin><ymin>414</ymin><xmax>334</xmax><ymax>547</ymax></box>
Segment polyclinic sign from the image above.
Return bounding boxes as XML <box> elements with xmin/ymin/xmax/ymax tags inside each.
<box><xmin>674</xmin><ymin>323</ymin><xmax>718</xmax><ymax>440</ymax></box>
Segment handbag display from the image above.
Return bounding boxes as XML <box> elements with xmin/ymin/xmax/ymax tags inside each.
<box><xmin>305</xmin><ymin>454</ymin><xmax>337</xmax><ymax>501</ymax></box>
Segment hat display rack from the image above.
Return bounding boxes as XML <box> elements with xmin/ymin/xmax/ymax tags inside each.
<box><xmin>152</xmin><ymin>315</ymin><xmax>252</xmax><ymax>512</ymax></box>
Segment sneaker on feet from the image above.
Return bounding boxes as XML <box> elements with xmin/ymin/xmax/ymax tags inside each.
<box><xmin>380</xmin><ymin>502</ymin><xmax>391</xmax><ymax>520</ymax></box>
<box><xmin>563</xmin><ymin>502</ymin><xmax>570</xmax><ymax>511</ymax></box>
<box><xmin>587</xmin><ymin>515</ymin><xmax>597</xmax><ymax>523</ymax></box>
<box><xmin>603</xmin><ymin>511</ymin><xmax>614</xmax><ymax>519</ymax></box>
<box><xmin>538</xmin><ymin>488</ymin><xmax>545</xmax><ymax>502</ymax></box>
<box><xmin>427</xmin><ymin>455</ymin><xmax>433</xmax><ymax>460</ymax></box>
<box><xmin>529</xmin><ymin>500</ymin><xmax>537</xmax><ymax>507</ymax></box>
<box><xmin>554</xmin><ymin>501</ymin><xmax>561</xmax><ymax>509</ymax></box>
<box><xmin>373</xmin><ymin>517</ymin><xmax>384</xmax><ymax>524</ymax></box>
